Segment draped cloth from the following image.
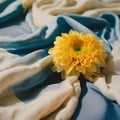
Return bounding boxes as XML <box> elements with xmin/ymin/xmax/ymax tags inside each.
<box><xmin>32</xmin><ymin>0</ymin><xmax>120</xmax><ymax>26</ymax></box>
<box><xmin>0</xmin><ymin>0</ymin><xmax>120</xmax><ymax>120</ymax></box>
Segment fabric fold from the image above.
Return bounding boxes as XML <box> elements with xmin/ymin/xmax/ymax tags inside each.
<box><xmin>32</xmin><ymin>0</ymin><xmax>120</xmax><ymax>27</ymax></box>
<box><xmin>0</xmin><ymin>1</ymin><xmax>120</xmax><ymax>120</ymax></box>
<box><xmin>94</xmin><ymin>41</ymin><xmax>120</xmax><ymax>105</ymax></box>
<box><xmin>0</xmin><ymin>49</ymin><xmax>52</xmax><ymax>94</ymax></box>
<box><xmin>94</xmin><ymin>76</ymin><xmax>120</xmax><ymax>105</ymax></box>
<box><xmin>0</xmin><ymin>0</ymin><xmax>23</xmax><ymax>24</ymax></box>
<box><xmin>0</xmin><ymin>76</ymin><xmax>81</xmax><ymax>120</ymax></box>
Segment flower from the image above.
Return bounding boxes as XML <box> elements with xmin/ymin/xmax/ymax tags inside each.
<box><xmin>48</xmin><ymin>30</ymin><xmax>107</xmax><ymax>82</ymax></box>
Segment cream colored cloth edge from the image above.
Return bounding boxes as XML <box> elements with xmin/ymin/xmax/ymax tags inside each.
<box><xmin>0</xmin><ymin>49</ymin><xmax>81</xmax><ymax>120</ymax></box>
<box><xmin>0</xmin><ymin>55</ymin><xmax>52</xmax><ymax>94</ymax></box>
<box><xmin>94</xmin><ymin>41</ymin><xmax>120</xmax><ymax>105</ymax></box>
<box><xmin>0</xmin><ymin>76</ymin><xmax>81</xmax><ymax>120</ymax></box>
<box><xmin>31</xmin><ymin>0</ymin><xmax>120</xmax><ymax>26</ymax></box>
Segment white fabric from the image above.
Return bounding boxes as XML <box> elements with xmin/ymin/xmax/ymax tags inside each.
<box><xmin>0</xmin><ymin>49</ymin><xmax>81</xmax><ymax>120</ymax></box>
<box><xmin>94</xmin><ymin>76</ymin><xmax>120</xmax><ymax>104</ymax></box>
<box><xmin>31</xmin><ymin>0</ymin><xmax>120</xmax><ymax>26</ymax></box>
<box><xmin>0</xmin><ymin>49</ymin><xmax>52</xmax><ymax>94</ymax></box>
<box><xmin>0</xmin><ymin>1</ymin><xmax>120</xmax><ymax>119</ymax></box>
<box><xmin>94</xmin><ymin>41</ymin><xmax>120</xmax><ymax>105</ymax></box>
<box><xmin>0</xmin><ymin>76</ymin><xmax>80</xmax><ymax>120</ymax></box>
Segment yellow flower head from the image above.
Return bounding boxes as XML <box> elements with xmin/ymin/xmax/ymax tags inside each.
<box><xmin>48</xmin><ymin>30</ymin><xmax>107</xmax><ymax>82</ymax></box>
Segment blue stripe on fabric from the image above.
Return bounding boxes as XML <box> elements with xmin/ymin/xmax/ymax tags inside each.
<box><xmin>0</xmin><ymin>0</ymin><xmax>24</xmax><ymax>24</ymax></box>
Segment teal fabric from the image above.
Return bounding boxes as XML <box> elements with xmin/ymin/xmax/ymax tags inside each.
<box><xmin>0</xmin><ymin>1</ymin><xmax>120</xmax><ymax>120</ymax></box>
<box><xmin>0</xmin><ymin>12</ymin><xmax>114</xmax><ymax>54</ymax></box>
<box><xmin>0</xmin><ymin>0</ymin><xmax>23</xmax><ymax>24</ymax></box>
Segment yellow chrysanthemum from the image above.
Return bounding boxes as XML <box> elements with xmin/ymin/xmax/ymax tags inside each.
<box><xmin>48</xmin><ymin>30</ymin><xmax>107</xmax><ymax>82</ymax></box>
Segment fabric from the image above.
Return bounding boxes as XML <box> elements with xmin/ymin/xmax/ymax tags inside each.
<box><xmin>0</xmin><ymin>0</ymin><xmax>23</xmax><ymax>24</ymax></box>
<box><xmin>0</xmin><ymin>75</ymin><xmax>80</xmax><ymax>120</ymax></box>
<box><xmin>95</xmin><ymin>41</ymin><xmax>120</xmax><ymax>104</ymax></box>
<box><xmin>32</xmin><ymin>0</ymin><xmax>120</xmax><ymax>26</ymax></box>
<box><xmin>0</xmin><ymin>0</ymin><xmax>120</xmax><ymax>120</ymax></box>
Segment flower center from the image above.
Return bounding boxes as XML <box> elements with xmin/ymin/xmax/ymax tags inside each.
<box><xmin>74</xmin><ymin>46</ymin><xmax>81</xmax><ymax>52</ymax></box>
